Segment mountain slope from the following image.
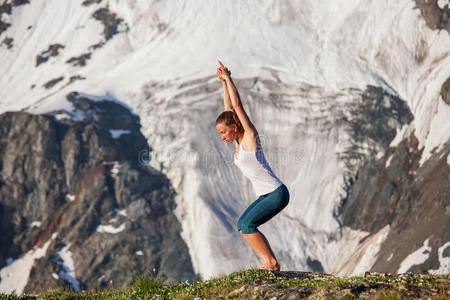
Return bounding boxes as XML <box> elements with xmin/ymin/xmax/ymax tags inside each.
<box><xmin>0</xmin><ymin>0</ymin><xmax>449</xmax><ymax>293</ymax></box>
<box><xmin>0</xmin><ymin>95</ymin><xmax>199</xmax><ymax>294</ymax></box>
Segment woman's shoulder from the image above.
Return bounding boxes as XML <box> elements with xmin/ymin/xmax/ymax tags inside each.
<box><xmin>243</xmin><ymin>128</ymin><xmax>262</xmax><ymax>151</ymax></box>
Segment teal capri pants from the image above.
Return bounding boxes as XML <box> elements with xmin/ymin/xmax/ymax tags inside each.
<box><xmin>237</xmin><ymin>184</ymin><xmax>289</xmax><ymax>234</ymax></box>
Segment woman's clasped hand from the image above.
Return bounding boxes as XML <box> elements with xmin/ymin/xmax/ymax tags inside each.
<box><xmin>216</xmin><ymin>60</ymin><xmax>231</xmax><ymax>81</ymax></box>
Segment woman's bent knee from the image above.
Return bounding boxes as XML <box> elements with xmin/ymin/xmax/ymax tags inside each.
<box><xmin>240</xmin><ymin>226</ymin><xmax>259</xmax><ymax>234</ymax></box>
<box><xmin>237</xmin><ymin>220</ymin><xmax>258</xmax><ymax>234</ymax></box>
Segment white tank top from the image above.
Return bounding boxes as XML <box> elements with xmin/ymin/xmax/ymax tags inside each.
<box><xmin>234</xmin><ymin>142</ymin><xmax>283</xmax><ymax>197</ymax></box>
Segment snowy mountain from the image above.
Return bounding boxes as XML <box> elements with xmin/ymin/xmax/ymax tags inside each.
<box><xmin>0</xmin><ymin>0</ymin><xmax>449</xmax><ymax>294</ymax></box>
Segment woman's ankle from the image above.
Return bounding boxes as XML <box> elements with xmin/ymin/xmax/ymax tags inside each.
<box><xmin>265</xmin><ymin>257</ymin><xmax>277</xmax><ymax>266</ymax></box>
<box><xmin>258</xmin><ymin>260</ymin><xmax>280</xmax><ymax>272</ymax></box>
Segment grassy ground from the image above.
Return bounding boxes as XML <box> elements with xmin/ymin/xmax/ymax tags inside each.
<box><xmin>1</xmin><ymin>269</ymin><xmax>448</xmax><ymax>299</ymax></box>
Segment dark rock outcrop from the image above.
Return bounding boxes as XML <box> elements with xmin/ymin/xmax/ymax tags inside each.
<box><xmin>36</xmin><ymin>44</ymin><xmax>65</xmax><ymax>67</ymax></box>
<box><xmin>336</xmin><ymin>85</ymin><xmax>414</xmax><ymax>224</ymax></box>
<box><xmin>0</xmin><ymin>0</ymin><xmax>29</xmax><ymax>37</ymax></box>
<box><xmin>62</xmin><ymin>4</ymin><xmax>128</xmax><ymax>67</ymax></box>
<box><xmin>307</xmin><ymin>257</ymin><xmax>324</xmax><ymax>273</ymax></box>
<box><xmin>337</xmin><ymin>85</ymin><xmax>414</xmax><ymax>174</ymax></box>
<box><xmin>0</xmin><ymin>92</ymin><xmax>199</xmax><ymax>294</ymax></box>
<box><xmin>339</xmin><ymin>85</ymin><xmax>450</xmax><ymax>273</ymax></box>
<box><xmin>43</xmin><ymin>76</ymin><xmax>64</xmax><ymax>89</ymax></box>
<box><xmin>92</xmin><ymin>7</ymin><xmax>125</xmax><ymax>41</ymax></box>
<box><xmin>441</xmin><ymin>77</ymin><xmax>450</xmax><ymax>105</ymax></box>
<box><xmin>68</xmin><ymin>75</ymin><xmax>86</xmax><ymax>84</ymax></box>
<box><xmin>415</xmin><ymin>0</ymin><xmax>450</xmax><ymax>33</ymax></box>
<box><xmin>66</xmin><ymin>53</ymin><xmax>92</xmax><ymax>67</ymax></box>
<box><xmin>82</xmin><ymin>0</ymin><xmax>102</xmax><ymax>6</ymax></box>
<box><xmin>370</xmin><ymin>137</ymin><xmax>449</xmax><ymax>274</ymax></box>
<box><xmin>1</xmin><ymin>36</ymin><xmax>13</xmax><ymax>49</ymax></box>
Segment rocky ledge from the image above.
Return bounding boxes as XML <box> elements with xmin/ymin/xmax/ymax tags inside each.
<box><xmin>4</xmin><ymin>270</ymin><xmax>448</xmax><ymax>299</ymax></box>
<box><xmin>224</xmin><ymin>271</ymin><xmax>449</xmax><ymax>299</ymax></box>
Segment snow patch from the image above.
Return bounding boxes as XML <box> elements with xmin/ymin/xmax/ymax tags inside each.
<box><xmin>376</xmin><ymin>151</ymin><xmax>385</xmax><ymax>160</ymax></box>
<box><xmin>419</xmin><ymin>99</ymin><xmax>450</xmax><ymax>165</ymax></box>
<box><xmin>75</xmin><ymin>92</ymin><xmax>137</xmax><ymax>116</ymax></box>
<box><xmin>114</xmin><ymin>208</ymin><xmax>127</xmax><ymax>217</ymax></box>
<box><xmin>103</xmin><ymin>161</ymin><xmax>121</xmax><ymax>175</ymax></box>
<box><xmin>52</xmin><ymin>273</ymin><xmax>59</xmax><ymax>280</ymax></box>
<box><xmin>110</xmin><ymin>129</ymin><xmax>131</xmax><ymax>139</ymax></box>
<box><xmin>385</xmin><ymin>154</ymin><xmax>393</xmax><ymax>168</ymax></box>
<box><xmin>53</xmin><ymin>112</ymin><xmax>72</xmax><ymax>120</ymax></box>
<box><xmin>111</xmin><ymin>163</ymin><xmax>121</xmax><ymax>175</ymax></box>
<box><xmin>67</xmin><ymin>110</ymin><xmax>89</xmax><ymax>122</ymax></box>
<box><xmin>66</xmin><ymin>194</ymin><xmax>75</xmax><ymax>202</ymax></box>
<box><xmin>398</xmin><ymin>238</ymin><xmax>431</xmax><ymax>273</ymax></box>
<box><xmin>96</xmin><ymin>223</ymin><xmax>126</xmax><ymax>234</ymax></box>
<box><xmin>387</xmin><ymin>253</ymin><xmax>393</xmax><ymax>262</ymax></box>
<box><xmin>135</xmin><ymin>251</ymin><xmax>143</xmax><ymax>256</ymax></box>
<box><xmin>429</xmin><ymin>241</ymin><xmax>450</xmax><ymax>275</ymax></box>
<box><xmin>30</xmin><ymin>221</ymin><xmax>41</xmax><ymax>228</ymax></box>
<box><xmin>114</xmin><ymin>162</ymin><xmax>123</xmax><ymax>175</ymax></box>
<box><xmin>0</xmin><ymin>233</ymin><xmax>57</xmax><ymax>295</ymax></box>
<box><xmin>447</xmin><ymin>154</ymin><xmax>450</xmax><ymax>166</ymax></box>
<box><xmin>389</xmin><ymin>124</ymin><xmax>409</xmax><ymax>148</ymax></box>
<box><xmin>438</xmin><ymin>0</ymin><xmax>449</xmax><ymax>9</ymax></box>
<box><xmin>55</xmin><ymin>243</ymin><xmax>80</xmax><ymax>292</ymax></box>
<box><xmin>334</xmin><ymin>225</ymin><xmax>390</xmax><ymax>276</ymax></box>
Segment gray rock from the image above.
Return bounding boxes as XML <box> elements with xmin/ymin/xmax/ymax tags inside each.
<box><xmin>441</xmin><ymin>77</ymin><xmax>450</xmax><ymax>105</ymax></box>
<box><xmin>0</xmin><ymin>92</ymin><xmax>200</xmax><ymax>294</ymax></box>
<box><xmin>36</xmin><ymin>44</ymin><xmax>65</xmax><ymax>67</ymax></box>
<box><xmin>339</xmin><ymin>85</ymin><xmax>450</xmax><ymax>274</ymax></box>
<box><xmin>415</xmin><ymin>0</ymin><xmax>449</xmax><ymax>33</ymax></box>
<box><xmin>92</xmin><ymin>7</ymin><xmax>125</xmax><ymax>41</ymax></box>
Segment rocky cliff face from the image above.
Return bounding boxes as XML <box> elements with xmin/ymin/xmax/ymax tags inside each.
<box><xmin>338</xmin><ymin>85</ymin><xmax>450</xmax><ymax>274</ymax></box>
<box><xmin>340</xmin><ymin>133</ymin><xmax>450</xmax><ymax>273</ymax></box>
<box><xmin>0</xmin><ymin>93</ymin><xmax>199</xmax><ymax>294</ymax></box>
<box><xmin>415</xmin><ymin>0</ymin><xmax>449</xmax><ymax>33</ymax></box>
<box><xmin>333</xmin><ymin>0</ymin><xmax>450</xmax><ymax>276</ymax></box>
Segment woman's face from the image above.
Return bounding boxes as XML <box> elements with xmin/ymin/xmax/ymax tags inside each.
<box><xmin>216</xmin><ymin>123</ymin><xmax>236</xmax><ymax>143</ymax></box>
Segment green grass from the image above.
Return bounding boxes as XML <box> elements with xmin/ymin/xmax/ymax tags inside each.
<box><xmin>1</xmin><ymin>271</ymin><xmax>448</xmax><ymax>299</ymax></box>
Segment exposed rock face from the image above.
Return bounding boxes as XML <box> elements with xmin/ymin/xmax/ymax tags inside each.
<box><xmin>337</xmin><ymin>85</ymin><xmax>414</xmax><ymax>175</ymax></box>
<box><xmin>0</xmin><ymin>0</ymin><xmax>30</xmax><ymax>37</ymax></box>
<box><xmin>1</xmin><ymin>36</ymin><xmax>13</xmax><ymax>49</ymax></box>
<box><xmin>82</xmin><ymin>0</ymin><xmax>102</xmax><ymax>6</ymax></box>
<box><xmin>340</xmin><ymin>109</ymin><xmax>450</xmax><ymax>273</ymax></box>
<box><xmin>415</xmin><ymin>0</ymin><xmax>450</xmax><ymax>33</ymax></box>
<box><xmin>337</xmin><ymin>84</ymin><xmax>450</xmax><ymax>274</ymax></box>
<box><xmin>66</xmin><ymin>53</ymin><xmax>92</xmax><ymax>67</ymax></box>
<box><xmin>92</xmin><ymin>7</ymin><xmax>125</xmax><ymax>41</ymax></box>
<box><xmin>0</xmin><ymin>93</ymin><xmax>199</xmax><ymax>294</ymax></box>
<box><xmin>43</xmin><ymin>76</ymin><xmax>64</xmax><ymax>89</ymax></box>
<box><xmin>372</xmin><ymin>138</ymin><xmax>449</xmax><ymax>274</ymax></box>
<box><xmin>335</xmin><ymin>86</ymin><xmax>414</xmax><ymax>228</ymax></box>
<box><xmin>441</xmin><ymin>77</ymin><xmax>450</xmax><ymax>105</ymax></box>
<box><xmin>36</xmin><ymin>44</ymin><xmax>65</xmax><ymax>67</ymax></box>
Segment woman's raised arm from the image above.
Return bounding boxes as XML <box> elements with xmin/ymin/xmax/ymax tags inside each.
<box><xmin>218</xmin><ymin>62</ymin><xmax>256</xmax><ymax>134</ymax></box>
<box><xmin>217</xmin><ymin>64</ymin><xmax>233</xmax><ymax>111</ymax></box>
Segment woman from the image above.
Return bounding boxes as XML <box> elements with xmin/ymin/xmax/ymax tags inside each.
<box><xmin>215</xmin><ymin>61</ymin><xmax>290</xmax><ymax>272</ymax></box>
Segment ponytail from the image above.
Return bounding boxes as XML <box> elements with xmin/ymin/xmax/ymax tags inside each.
<box><xmin>216</xmin><ymin>109</ymin><xmax>244</xmax><ymax>133</ymax></box>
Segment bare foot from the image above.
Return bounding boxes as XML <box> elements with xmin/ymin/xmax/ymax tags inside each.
<box><xmin>258</xmin><ymin>261</ymin><xmax>280</xmax><ymax>272</ymax></box>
